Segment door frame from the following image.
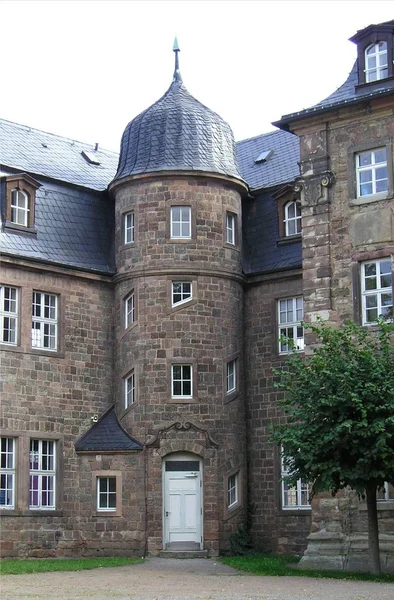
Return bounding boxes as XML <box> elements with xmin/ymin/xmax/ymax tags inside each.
<box><xmin>162</xmin><ymin>452</ymin><xmax>203</xmax><ymax>549</ymax></box>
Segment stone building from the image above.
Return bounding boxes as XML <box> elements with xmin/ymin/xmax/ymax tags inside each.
<box><xmin>0</xmin><ymin>20</ymin><xmax>393</xmax><ymax>569</ymax></box>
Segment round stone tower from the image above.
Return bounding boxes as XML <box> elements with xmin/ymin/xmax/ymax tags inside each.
<box><xmin>109</xmin><ymin>43</ymin><xmax>248</xmax><ymax>556</ymax></box>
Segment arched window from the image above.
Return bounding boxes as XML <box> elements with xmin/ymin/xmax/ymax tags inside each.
<box><xmin>365</xmin><ymin>41</ymin><xmax>388</xmax><ymax>82</ymax></box>
<box><xmin>284</xmin><ymin>200</ymin><xmax>301</xmax><ymax>236</ymax></box>
<box><xmin>10</xmin><ymin>189</ymin><xmax>30</xmax><ymax>227</ymax></box>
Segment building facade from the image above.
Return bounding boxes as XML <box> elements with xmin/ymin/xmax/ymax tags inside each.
<box><xmin>0</xmin><ymin>20</ymin><xmax>393</xmax><ymax>569</ymax></box>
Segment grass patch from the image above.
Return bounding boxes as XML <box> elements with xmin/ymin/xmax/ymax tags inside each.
<box><xmin>0</xmin><ymin>556</ymin><xmax>143</xmax><ymax>575</ymax></box>
<box><xmin>221</xmin><ymin>554</ymin><xmax>394</xmax><ymax>583</ymax></box>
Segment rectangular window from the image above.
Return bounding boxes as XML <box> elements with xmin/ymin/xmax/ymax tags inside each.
<box><xmin>124</xmin><ymin>292</ymin><xmax>135</xmax><ymax>328</ymax></box>
<box><xmin>124</xmin><ymin>212</ymin><xmax>135</xmax><ymax>244</ymax></box>
<box><xmin>278</xmin><ymin>297</ymin><xmax>304</xmax><ymax>354</ymax></box>
<box><xmin>170</xmin><ymin>206</ymin><xmax>191</xmax><ymax>239</ymax></box>
<box><xmin>31</xmin><ymin>292</ymin><xmax>58</xmax><ymax>350</ymax></box>
<box><xmin>0</xmin><ymin>285</ymin><xmax>18</xmax><ymax>345</ymax></box>
<box><xmin>171</xmin><ymin>364</ymin><xmax>192</xmax><ymax>398</ymax></box>
<box><xmin>172</xmin><ymin>282</ymin><xmax>192</xmax><ymax>306</ymax></box>
<box><xmin>226</xmin><ymin>359</ymin><xmax>237</xmax><ymax>394</ymax></box>
<box><xmin>281</xmin><ymin>454</ymin><xmax>310</xmax><ymax>510</ymax></box>
<box><xmin>356</xmin><ymin>148</ymin><xmax>388</xmax><ymax>197</ymax></box>
<box><xmin>226</xmin><ymin>212</ymin><xmax>236</xmax><ymax>245</ymax></box>
<box><xmin>361</xmin><ymin>259</ymin><xmax>393</xmax><ymax>325</ymax></box>
<box><xmin>124</xmin><ymin>371</ymin><xmax>135</xmax><ymax>409</ymax></box>
<box><xmin>227</xmin><ymin>472</ymin><xmax>238</xmax><ymax>508</ymax></box>
<box><xmin>97</xmin><ymin>476</ymin><xmax>116</xmax><ymax>511</ymax></box>
<box><xmin>0</xmin><ymin>437</ymin><xmax>15</xmax><ymax>509</ymax></box>
<box><xmin>29</xmin><ymin>439</ymin><xmax>56</xmax><ymax>509</ymax></box>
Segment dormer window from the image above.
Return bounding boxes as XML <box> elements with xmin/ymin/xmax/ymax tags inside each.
<box><xmin>365</xmin><ymin>41</ymin><xmax>388</xmax><ymax>82</ymax></box>
<box><xmin>4</xmin><ymin>173</ymin><xmax>40</xmax><ymax>231</ymax></box>
<box><xmin>284</xmin><ymin>200</ymin><xmax>301</xmax><ymax>236</ymax></box>
<box><xmin>10</xmin><ymin>189</ymin><xmax>30</xmax><ymax>226</ymax></box>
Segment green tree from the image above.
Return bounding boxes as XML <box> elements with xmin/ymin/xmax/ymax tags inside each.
<box><xmin>271</xmin><ymin>319</ymin><xmax>394</xmax><ymax>574</ymax></box>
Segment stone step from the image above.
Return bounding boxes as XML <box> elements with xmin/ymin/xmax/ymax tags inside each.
<box><xmin>158</xmin><ymin>550</ymin><xmax>208</xmax><ymax>559</ymax></box>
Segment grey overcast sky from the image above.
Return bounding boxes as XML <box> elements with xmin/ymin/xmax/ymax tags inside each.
<box><xmin>1</xmin><ymin>1</ymin><xmax>393</xmax><ymax>152</ymax></box>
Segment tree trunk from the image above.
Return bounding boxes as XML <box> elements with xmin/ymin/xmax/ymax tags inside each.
<box><xmin>366</xmin><ymin>484</ymin><xmax>381</xmax><ymax>574</ymax></box>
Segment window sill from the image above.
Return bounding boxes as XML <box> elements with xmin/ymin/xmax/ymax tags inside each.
<box><xmin>223</xmin><ymin>502</ymin><xmax>243</xmax><ymax>521</ymax></box>
<box><xmin>168</xmin><ymin>397</ymin><xmax>197</xmax><ymax>404</ymax></box>
<box><xmin>277</xmin><ymin>235</ymin><xmax>301</xmax><ymax>246</ymax></box>
<box><xmin>4</xmin><ymin>222</ymin><xmax>37</xmax><ymax>235</ymax></box>
<box><xmin>29</xmin><ymin>347</ymin><xmax>65</xmax><ymax>358</ymax></box>
<box><xmin>223</xmin><ymin>242</ymin><xmax>240</xmax><ymax>252</ymax></box>
<box><xmin>280</xmin><ymin>507</ymin><xmax>312</xmax><ymax>515</ymax></box>
<box><xmin>170</xmin><ymin>298</ymin><xmax>196</xmax><ymax>314</ymax></box>
<box><xmin>119</xmin><ymin>321</ymin><xmax>138</xmax><ymax>340</ymax></box>
<box><xmin>350</xmin><ymin>192</ymin><xmax>392</xmax><ymax>206</ymax></box>
<box><xmin>224</xmin><ymin>390</ymin><xmax>240</xmax><ymax>405</ymax></box>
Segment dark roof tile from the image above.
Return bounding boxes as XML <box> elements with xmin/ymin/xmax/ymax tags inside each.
<box><xmin>75</xmin><ymin>406</ymin><xmax>143</xmax><ymax>452</ymax></box>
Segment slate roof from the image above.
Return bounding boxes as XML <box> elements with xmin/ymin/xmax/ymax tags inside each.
<box><xmin>114</xmin><ymin>76</ymin><xmax>243</xmax><ymax>184</ymax></box>
<box><xmin>243</xmin><ymin>189</ymin><xmax>302</xmax><ymax>275</ymax></box>
<box><xmin>236</xmin><ymin>129</ymin><xmax>299</xmax><ymax>191</ymax></box>
<box><xmin>0</xmin><ymin>119</ymin><xmax>118</xmax><ymax>191</ymax></box>
<box><xmin>275</xmin><ymin>20</ymin><xmax>394</xmax><ymax>129</ymax></box>
<box><xmin>75</xmin><ymin>406</ymin><xmax>143</xmax><ymax>452</ymax></box>
<box><xmin>0</xmin><ymin>172</ymin><xmax>115</xmax><ymax>274</ymax></box>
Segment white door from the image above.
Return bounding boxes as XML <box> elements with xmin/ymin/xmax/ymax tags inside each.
<box><xmin>163</xmin><ymin>457</ymin><xmax>202</xmax><ymax>548</ymax></box>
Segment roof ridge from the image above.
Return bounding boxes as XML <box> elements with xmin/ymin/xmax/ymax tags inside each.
<box><xmin>236</xmin><ymin>128</ymin><xmax>285</xmax><ymax>145</ymax></box>
<box><xmin>0</xmin><ymin>117</ymin><xmax>119</xmax><ymax>157</ymax></box>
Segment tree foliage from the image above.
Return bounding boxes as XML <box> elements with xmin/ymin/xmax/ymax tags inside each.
<box><xmin>271</xmin><ymin>319</ymin><xmax>394</xmax><ymax>499</ymax></box>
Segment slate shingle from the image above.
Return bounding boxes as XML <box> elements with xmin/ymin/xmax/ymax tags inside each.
<box><xmin>236</xmin><ymin>129</ymin><xmax>299</xmax><ymax>192</ymax></box>
<box><xmin>75</xmin><ymin>406</ymin><xmax>143</xmax><ymax>452</ymax></box>
<box><xmin>0</xmin><ymin>119</ymin><xmax>118</xmax><ymax>191</ymax></box>
<box><xmin>114</xmin><ymin>78</ymin><xmax>243</xmax><ymax>183</ymax></box>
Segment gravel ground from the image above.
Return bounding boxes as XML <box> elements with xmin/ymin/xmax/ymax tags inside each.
<box><xmin>1</xmin><ymin>558</ymin><xmax>393</xmax><ymax>600</ymax></box>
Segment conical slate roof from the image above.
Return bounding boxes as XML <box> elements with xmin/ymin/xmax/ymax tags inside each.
<box><xmin>113</xmin><ymin>46</ymin><xmax>243</xmax><ymax>183</ymax></box>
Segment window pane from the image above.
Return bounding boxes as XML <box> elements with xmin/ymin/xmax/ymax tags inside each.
<box><xmin>359</xmin><ymin>152</ymin><xmax>372</xmax><ymax>167</ymax></box>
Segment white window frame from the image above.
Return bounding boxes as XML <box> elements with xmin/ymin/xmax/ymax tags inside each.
<box><xmin>124</xmin><ymin>371</ymin><xmax>135</xmax><ymax>409</ymax></box>
<box><xmin>0</xmin><ymin>285</ymin><xmax>18</xmax><ymax>346</ymax></box>
<box><xmin>171</xmin><ymin>281</ymin><xmax>192</xmax><ymax>307</ymax></box>
<box><xmin>356</xmin><ymin>147</ymin><xmax>388</xmax><ymax>198</ymax></box>
<box><xmin>361</xmin><ymin>259</ymin><xmax>393</xmax><ymax>325</ymax></box>
<box><xmin>171</xmin><ymin>364</ymin><xmax>192</xmax><ymax>399</ymax></box>
<box><xmin>97</xmin><ymin>476</ymin><xmax>117</xmax><ymax>512</ymax></box>
<box><xmin>365</xmin><ymin>41</ymin><xmax>388</xmax><ymax>82</ymax></box>
<box><xmin>124</xmin><ymin>292</ymin><xmax>135</xmax><ymax>328</ymax></box>
<box><xmin>377</xmin><ymin>482</ymin><xmax>394</xmax><ymax>502</ymax></box>
<box><xmin>29</xmin><ymin>439</ymin><xmax>56</xmax><ymax>510</ymax></box>
<box><xmin>226</xmin><ymin>359</ymin><xmax>237</xmax><ymax>394</ymax></box>
<box><xmin>226</xmin><ymin>212</ymin><xmax>236</xmax><ymax>245</ymax></box>
<box><xmin>227</xmin><ymin>472</ymin><xmax>238</xmax><ymax>508</ymax></box>
<box><xmin>124</xmin><ymin>211</ymin><xmax>135</xmax><ymax>244</ymax></box>
<box><xmin>0</xmin><ymin>437</ymin><xmax>15</xmax><ymax>509</ymax></box>
<box><xmin>284</xmin><ymin>200</ymin><xmax>301</xmax><ymax>236</ymax></box>
<box><xmin>10</xmin><ymin>189</ymin><xmax>29</xmax><ymax>227</ymax></box>
<box><xmin>281</xmin><ymin>453</ymin><xmax>310</xmax><ymax>510</ymax></box>
<box><xmin>31</xmin><ymin>292</ymin><xmax>58</xmax><ymax>351</ymax></box>
<box><xmin>278</xmin><ymin>296</ymin><xmax>304</xmax><ymax>354</ymax></box>
<box><xmin>170</xmin><ymin>206</ymin><xmax>191</xmax><ymax>239</ymax></box>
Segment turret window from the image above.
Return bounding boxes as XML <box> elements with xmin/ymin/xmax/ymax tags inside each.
<box><xmin>170</xmin><ymin>206</ymin><xmax>191</xmax><ymax>239</ymax></box>
<box><xmin>172</xmin><ymin>282</ymin><xmax>192</xmax><ymax>307</ymax></box>
<box><xmin>124</xmin><ymin>292</ymin><xmax>135</xmax><ymax>328</ymax></box>
<box><xmin>171</xmin><ymin>364</ymin><xmax>192</xmax><ymax>398</ymax></box>
<box><xmin>124</xmin><ymin>212</ymin><xmax>135</xmax><ymax>244</ymax></box>
<box><xmin>226</xmin><ymin>212</ymin><xmax>236</xmax><ymax>245</ymax></box>
<box><xmin>124</xmin><ymin>371</ymin><xmax>135</xmax><ymax>409</ymax></box>
<box><xmin>365</xmin><ymin>41</ymin><xmax>388</xmax><ymax>82</ymax></box>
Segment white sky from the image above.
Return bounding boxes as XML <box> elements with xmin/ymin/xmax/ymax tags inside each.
<box><xmin>1</xmin><ymin>1</ymin><xmax>393</xmax><ymax>152</ymax></box>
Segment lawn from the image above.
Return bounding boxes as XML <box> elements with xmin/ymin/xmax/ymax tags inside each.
<box><xmin>0</xmin><ymin>556</ymin><xmax>143</xmax><ymax>575</ymax></box>
<box><xmin>221</xmin><ymin>554</ymin><xmax>394</xmax><ymax>583</ymax></box>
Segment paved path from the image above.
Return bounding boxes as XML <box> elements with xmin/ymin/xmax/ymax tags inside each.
<box><xmin>1</xmin><ymin>558</ymin><xmax>393</xmax><ymax>600</ymax></box>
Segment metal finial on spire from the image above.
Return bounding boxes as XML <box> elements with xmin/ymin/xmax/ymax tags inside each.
<box><xmin>173</xmin><ymin>36</ymin><xmax>182</xmax><ymax>83</ymax></box>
